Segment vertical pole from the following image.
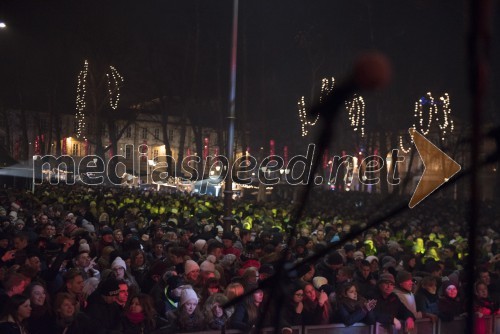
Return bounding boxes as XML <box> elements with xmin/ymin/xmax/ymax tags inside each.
<box><xmin>466</xmin><ymin>0</ymin><xmax>491</xmax><ymax>333</ymax></box>
<box><xmin>223</xmin><ymin>0</ymin><xmax>239</xmax><ymax>232</ymax></box>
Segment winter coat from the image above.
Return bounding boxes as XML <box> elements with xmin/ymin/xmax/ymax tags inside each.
<box><xmin>438</xmin><ymin>296</ymin><xmax>464</xmax><ymax>322</ymax></box>
<box><xmin>415</xmin><ymin>288</ymin><xmax>439</xmax><ymax>315</ymax></box>
<box><xmin>372</xmin><ymin>291</ymin><xmax>415</xmax><ymax>325</ymax></box>
<box><xmin>336</xmin><ymin>297</ymin><xmax>376</xmax><ymax>326</ymax></box>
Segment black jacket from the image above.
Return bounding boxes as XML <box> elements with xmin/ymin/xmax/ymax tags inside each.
<box><xmin>372</xmin><ymin>291</ymin><xmax>415</xmax><ymax>325</ymax></box>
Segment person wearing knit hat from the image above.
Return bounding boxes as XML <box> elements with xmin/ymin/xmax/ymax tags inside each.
<box><xmin>84</xmin><ymin>277</ymin><xmax>122</xmax><ymax>332</ymax></box>
<box><xmin>111</xmin><ymin>256</ymin><xmax>127</xmax><ymax>280</ymax></box>
<box><xmin>11</xmin><ymin>202</ymin><xmax>21</xmax><ymax>211</ymax></box>
<box><xmin>99</xmin><ymin>278</ymin><xmax>121</xmax><ymax>298</ymax></box>
<box><xmin>161</xmin><ymin>275</ymin><xmax>188</xmax><ymax>314</ymax></box>
<box><xmin>220</xmin><ymin>254</ymin><xmax>237</xmax><ymax>268</ymax></box>
<box><xmin>312</xmin><ymin>276</ymin><xmax>328</xmax><ymax>290</ymax></box>
<box><xmin>180</xmin><ymin>287</ymin><xmax>199</xmax><ymax>307</ymax></box>
<box><xmin>373</xmin><ymin>272</ymin><xmax>415</xmax><ymax>331</ymax></box>
<box><xmin>393</xmin><ymin>270</ymin><xmax>422</xmax><ymax>320</ymax></box>
<box><xmin>378</xmin><ymin>273</ymin><xmax>395</xmax><ymax>285</ymax></box>
<box><xmin>63</xmin><ymin>223</ymin><xmax>78</xmax><ymax>237</ymax></box>
<box><xmin>315</xmin><ymin>251</ymin><xmax>344</xmax><ymax>286</ymax></box>
<box><xmin>8</xmin><ymin>211</ymin><xmax>17</xmax><ymax>222</ymax></box>
<box><xmin>365</xmin><ymin>255</ymin><xmax>379</xmax><ymax>264</ymax></box>
<box><xmin>200</xmin><ymin>255</ymin><xmax>216</xmax><ymax>274</ymax></box>
<box><xmin>194</xmin><ymin>239</ymin><xmax>207</xmax><ymax>253</ymax></box>
<box><xmin>184</xmin><ymin>260</ymin><xmax>200</xmax><ymax>285</ymax></box>
<box><xmin>171</xmin><ymin>287</ymin><xmax>204</xmax><ymax>332</ymax></box>
<box><xmin>353</xmin><ymin>251</ymin><xmax>365</xmax><ymax>261</ymax></box>
<box><xmin>14</xmin><ymin>219</ymin><xmax>25</xmax><ymax>230</ymax></box>
<box><xmin>78</xmin><ymin>239</ymin><xmax>91</xmax><ymax>253</ymax></box>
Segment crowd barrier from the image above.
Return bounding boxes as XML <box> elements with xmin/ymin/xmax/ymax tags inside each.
<box><xmin>183</xmin><ymin>316</ymin><xmax>500</xmax><ymax>334</ymax></box>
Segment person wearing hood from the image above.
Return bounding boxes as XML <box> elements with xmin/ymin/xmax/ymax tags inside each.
<box><xmin>438</xmin><ymin>281</ymin><xmax>465</xmax><ymax>322</ymax></box>
<box><xmin>203</xmin><ymin>293</ymin><xmax>231</xmax><ymax>330</ymax></box>
<box><xmin>159</xmin><ymin>275</ymin><xmax>190</xmax><ymax>316</ymax></box>
<box><xmin>315</xmin><ymin>251</ymin><xmax>344</xmax><ymax>286</ymax></box>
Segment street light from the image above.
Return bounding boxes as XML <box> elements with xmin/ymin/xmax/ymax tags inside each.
<box><xmin>0</xmin><ymin>22</ymin><xmax>6</xmax><ymax>29</ymax></box>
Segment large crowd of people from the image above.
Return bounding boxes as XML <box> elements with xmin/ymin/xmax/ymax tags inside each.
<box><xmin>0</xmin><ymin>183</ymin><xmax>499</xmax><ymax>333</ymax></box>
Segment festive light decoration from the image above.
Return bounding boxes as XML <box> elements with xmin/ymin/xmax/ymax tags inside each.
<box><xmin>399</xmin><ymin>92</ymin><xmax>454</xmax><ymax>153</ymax></box>
<box><xmin>75</xmin><ymin>60</ymin><xmax>124</xmax><ymax>139</ymax></box>
<box><xmin>345</xmin><ymin>94</ymin><xmax>365</xmax><ymax>138</ymax></box>
<box><xmin>106</xmin><ymin>66</ymin><xmax>124</xmax><ymax>110</ymax></box>
<box><xmin>298</xmin><ymin>77</ymin><xmax>334</xmax><ymax>136</ymax></box>
<box><xmin>75</xmin><ymin>60</ymin><xmax>89</xmax><ymax>139</ymax></box>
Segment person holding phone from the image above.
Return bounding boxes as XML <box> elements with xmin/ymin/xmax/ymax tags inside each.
<box><xmin>336</xmin><ymin>281</ymin><xmax>376</xmax><ymax>326</ymax></box>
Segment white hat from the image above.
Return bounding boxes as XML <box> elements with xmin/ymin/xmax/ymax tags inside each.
<box><xmin>200</xmin><ymin>258</ymin><xmax>216</xmax><ymax>273</ymax></box>
<box><xmin>111</xmin><ymin>256</ymin><xmax>126</xmax><ymax>270</ymax></box>
<box><xmin>180</xmin><ymin>288</ymin><xmax>198</xmax><ymax>306</ymax></box>
<box><xmin>353</xmin><ymin>251</ymin><xmax>365</xmax><ymax>260</ymax></box>
<box><xmin>11</xmin><ymin>202</ymin><xmax>20</xmax><ymax>211</ymax></box>
<box><xmin>9</xmin><ymin>211</ymin><xmax>17</xmax><ymax>219</ymax></box>
<box><xmin>184</xmin><ymin>260</ymin><xmax>200</xmax><ymax>275</ymax></box>
<box><xmin>81</xmin><ymin>219</ymin><xmax>95</xmax><ymax>233</ymax></box>
<box><xmin>79</xmin><ymin>239</ymin><xmax>91</xmax><ymax>253</ymax></box>
<box><xmin>312</xmin><ymin>276</ymin><xmax>328</xmax><ymax>290</ymax></box>
<box><xmin>365</xmin><ymin>255</ymin><xmax>379</xmax><ymax>263</ymax></box>
<box><xmin>194</xmin><ymin>239</ymin><xmax>207</xmax><ymax>252</ymax></box>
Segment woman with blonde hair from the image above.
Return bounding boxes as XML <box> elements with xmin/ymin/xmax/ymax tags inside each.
<box><xmin>53</xmin><ymin>292</ymin><xmax>96</xmax><ymax>334</ymax></box>
<box><xmin>224</xmin><ymin>282</ymin><xmax>244</xmax><ymax>302</ymax></box>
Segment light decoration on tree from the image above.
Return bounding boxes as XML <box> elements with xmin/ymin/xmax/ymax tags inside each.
<box><xmin>106</xmin><ymin>66</ymin><xmax>124</xmax><ymax>110</ymax></box>
<box><xmin>75</xmin><ymin>60</ymin><xmax>124</xmax><ymax>139</ymax></box>
<box><xmin>399</xmin><ymin>92</ymin><xmax>454</xmax><ymax>153</ymax></box>
<box><xmin>346</xmin><ymin>94</ymin><xmax>365</xmax><ymax>138</ymax></box>
<box><xmin>298</xmin><ymin>77</ymin><xmax>334</xmax><ymax>136</ymax></box>
<box><xmin>75</xmin><ymin>60</ymin><xmax>89</xmax><ymax>139</ymax></box>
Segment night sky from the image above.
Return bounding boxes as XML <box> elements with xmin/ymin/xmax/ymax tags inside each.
<box><xmin>1</xmin><ymin>0</ymin><xmax>499</xmax><ymax>152</ymax></box>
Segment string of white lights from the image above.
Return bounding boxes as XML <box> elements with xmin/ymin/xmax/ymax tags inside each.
<box><xmin>298</xmin><ymin>77</ymin><xmax>334</xmax><ymax>136</ymax></box>
<box><xmin>346</xmin><ymin>94</ymin><xmax>365</xmax><ymax>138</ymax></box>
<box><xmin>107</xmin><ymin>66</ymin><xmax>124</xmax><ymax>110</ymax></box>
<box><xmin>399</xmin><ymin>92</ymin><xmax>454</xmax><ymax>153</ymax></box>
<box><xmin>75</xmin><ymin>60</ymin><xmax>89</xmax><ymax>139</ymax></box>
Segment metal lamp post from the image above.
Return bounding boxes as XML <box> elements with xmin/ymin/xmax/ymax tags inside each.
<box><xmin>223</xmin><ymin>0</ymin><xmax>239</xmax><ymax>232</ymax></box>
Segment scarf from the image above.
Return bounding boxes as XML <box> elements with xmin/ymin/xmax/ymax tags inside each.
<box><xmin>126</xmin><ymin>311</ymin><xmax>145</xmax><ymax>325</ymax></box>
<box><xmin>57</xmin><ymin>315</ymin><xmax>75</xmax><ymax>329</ymax></box>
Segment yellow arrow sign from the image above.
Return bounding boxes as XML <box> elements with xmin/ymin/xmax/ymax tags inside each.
<box><xmin>408</xmin><ymin>128</ymin><xmax>461</xmax><ymax>208</ymax></box>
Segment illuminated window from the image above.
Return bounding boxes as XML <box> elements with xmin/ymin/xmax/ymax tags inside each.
<box><xmin>72</xmin><ymin>143</ymin><xmax>79</xmax><ymax>156</ymax></box>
